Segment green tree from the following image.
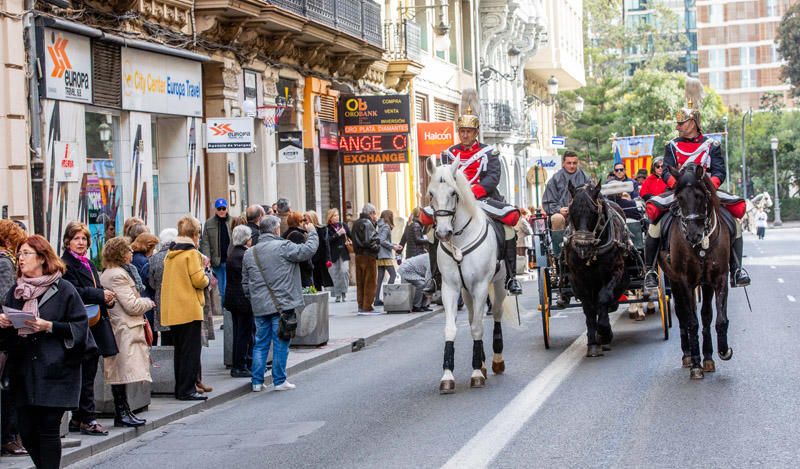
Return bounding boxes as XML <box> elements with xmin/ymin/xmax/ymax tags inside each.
<box><xmin>777</xmin><ymin>1</ymin><xmax>800</xmax><ymax>97</ymax></box>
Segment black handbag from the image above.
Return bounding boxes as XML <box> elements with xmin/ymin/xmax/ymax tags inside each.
<box><xmin>90</xmin><ymin>314</ymin><xmax>119</xmax><ymax>357</ymax></box>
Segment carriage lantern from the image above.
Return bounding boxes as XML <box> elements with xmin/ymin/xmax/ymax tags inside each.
<box><xmin>532</xmin><ymin>208</ymin><xmax>547</xmax><ymax>235</ymax></box>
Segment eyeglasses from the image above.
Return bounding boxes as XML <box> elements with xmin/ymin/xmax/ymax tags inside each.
<box><xmin>614</xmin><ymin>168</ymin><xmax>625</xmax><ymax>173</ymax></box>
<box><xmin>654</xmin><ymin>164</ymin><xmax>663</xmax><ymax>169</ymax></box>
<box><xmin>17</xmin><ymin>250</ymin><xmax>37</xmax><ymax>258</ymax></box>
<box><xmin>216</xmin><ymin>207</ymin><xmax>227</xmax><ymax>211</ymax></box>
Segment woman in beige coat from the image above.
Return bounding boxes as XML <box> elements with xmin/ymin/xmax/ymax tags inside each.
<box><xmin>99</xmin><ymin>237</ymin><xmax>155</xmax><ymax>428</ymax></box>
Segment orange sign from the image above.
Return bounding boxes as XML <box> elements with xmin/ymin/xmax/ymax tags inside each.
<box><xmin>417</xmin><ymin>121</ymin><xmax>454</xmax><ymax>157</ymax></box>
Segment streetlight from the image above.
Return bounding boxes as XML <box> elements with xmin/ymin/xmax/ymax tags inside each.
<box><xmin>722</xmin><ymin>115</ymin><xmax>730</xmax><ymax>192</ymax></box>
<box><xmin>741</xmin><ymin>108</ymin><xmax>752</xmax><ymax>199</ymax></box>
<box><xmin>771</xmin><ymin>136</ymin><xmax>782</xmax><ymax>226</ymax></box>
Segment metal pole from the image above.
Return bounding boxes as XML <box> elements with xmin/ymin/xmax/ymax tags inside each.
<box><xmin>25</xmin><ymin>0</ymin><xmax>44</xmax><ymax>234</ymax></box>
<box><xmin>772</xmin><ymin>146</ymin><xmax>783</xmax><ymax>226</ymax></box>
<box><xmin>723</xmin><ymin>118</ymin><xmax>730</xmax><ymax>192</ymax></box>
<box><xmin>741</xmin><ymin>109</ymin><xmax>751</xmax><ymax>200</ymax></box>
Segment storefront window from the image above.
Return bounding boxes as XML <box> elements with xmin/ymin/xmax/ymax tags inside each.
<box><xmin>83</xmin><ymin>111</ymin><xmax>121</xmax><ymax>264</ymax></box>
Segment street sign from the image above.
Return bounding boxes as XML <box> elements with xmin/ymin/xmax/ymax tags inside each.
<box><xmin>551</xmin><ymin>136</ymin><xmax>566</xmax><ymax>148</ymax></box>
<box><xmin>206</xmin><ymin>118</ymin><xmax>255</xmax><ymax>152</ymax></box>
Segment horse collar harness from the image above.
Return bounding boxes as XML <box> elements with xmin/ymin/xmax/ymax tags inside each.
<box><xmin>566</xmin><ymin>198</ymin><xmax>625</xmax><ymax>266</ymax></box>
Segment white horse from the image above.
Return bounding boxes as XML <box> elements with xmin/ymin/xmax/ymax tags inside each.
<box><xmin>744</xmin><ymin>192</ymin><xmax>773</xmax><ymax>233</ymax></box>
<box><xmin>426</xmin><ymin>157</ymin><xmax>508</xmax><ymax>394</ymax></box>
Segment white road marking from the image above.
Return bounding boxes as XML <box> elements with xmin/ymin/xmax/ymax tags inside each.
<box><xmin>788</xmin><ymin>295</ymin><xmax>797</xmax><ymax>303</ymax></box>
<box><xmin>770</xmin><ymin>265</ymin><xmax>776</xmax><ymax>269</ymax></box>
<box><xmin>778</xmin><ymin>278</ymin><xmax>784</xmax><ymax>284</ymax></box>
<box><xmin>442</xmin><ymin>314</ymin><xmax>621</xmax><ymax>469</ymax></box>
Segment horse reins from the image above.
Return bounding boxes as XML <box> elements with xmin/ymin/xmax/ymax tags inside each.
<box><xmin>676</xmin><ymin>186</ymin><xmax>719</xmax><ymax>254</ymax></box>
<box><xmin>566</xmin><ymin>195</ymin><xmax>628</xmax><ymax>265</ymax></box>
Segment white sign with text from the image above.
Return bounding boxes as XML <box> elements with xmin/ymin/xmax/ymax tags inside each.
<box><xmin>122</xmin><ymin>48</ymin><xmax>203</xmax><ymax>117</ymax></box>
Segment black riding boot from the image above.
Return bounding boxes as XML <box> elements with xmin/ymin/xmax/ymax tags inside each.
<box><xmin>111</xmin><ymin>385</ymin><xmax>144</xmax><ymax>428</ymax></box>
<box><xmin>505</xmin><ymin>239</ymin><xmax>523</xmax><ymax>296</ymax></box>
<box><xmin>423</xmin><ymin>239</ymin><xmax>440</xmax><ymax>294</ymax></box>
<box><xmin>643</xmin><ymin>234</ymin><xmax>660</xmax><ymax>291</ymax></box>
<box><xmin>730</xmin><ymin>236</ymin><xmax>750</xmax><ymax>287</ymax></box>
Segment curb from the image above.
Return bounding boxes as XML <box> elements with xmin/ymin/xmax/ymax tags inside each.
<box><xmin>54</xmin><ymin>307</ymin><xmax>442</xmax><ymax>468</ymax></box>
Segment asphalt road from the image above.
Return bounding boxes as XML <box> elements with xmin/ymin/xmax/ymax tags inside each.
<box><xmin>71</xmin><ymin>228</ymin><xmax>800</xmax><ymax>468</ymax></box>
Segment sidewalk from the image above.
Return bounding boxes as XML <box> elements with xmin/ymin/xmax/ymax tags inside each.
<box><xmin>0</xmin><ymin>287</ymin><xmax>440</xmax><ymax>469</ymax></box>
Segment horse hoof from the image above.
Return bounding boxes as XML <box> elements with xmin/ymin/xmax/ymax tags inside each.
<box><xmin>690</xmin><ymin>368</ymin><xmax>704</xmax><ymax>380</ymax></box>
<box><xmin>628</xmin><ymin>310</ymin><xmax>637</xmax><ymax>319</ymax></box>
<box><xmin>601</xmin><ymin>344</ymin><xmax>612</xmax><ymax>351</ymax></box>
<box><xmin>439</xmin><ymin>380</ymin><xmax>455</xmax><ymax>394</ymax></box>
<box><xmin>719</xmin><ymin>347</ymin><xmax>733</xmax><ymax>361</ymax></box>
<box><xmin>703</xmin><ymin>359</ymin><xmax>716</xmax><ymax>373</ymax></box>
<box><xmin>646</xmin><ymin>306</ymin><xmax>657</xmax><ymax>315</ymax></box>
<box><xmin>586</xmin><ymin>345</ymin><xmax>604</xmax><ymax>357</ymax></box>
<box><xmin>492</xmin><ymin>361</ymin><xmax>505</xmax><ymax>375</ymax></box>
<box><xmin>681</xmin><ymin>356</ymin><xmax>692</xmax><ymax>368</ymax></box>
<box><xmin>470</xmin><ymin>376</ymin><xmax>486</xmax><ymax>388</ymax></box>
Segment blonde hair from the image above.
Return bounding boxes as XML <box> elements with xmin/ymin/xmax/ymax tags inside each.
<box><xmin>131</xmin><ymin>233</ymin><xmax>159</xmax><ymax>256</ymax></box>
<box><xmin>325</xmin><ymin>208</ymin><xmax>340</xmax><ymax>225</ymax></box>
<box><xmin>177</xmin><ymin>216</ymin><xmax>201</xmax><ymax>239</ymax></box>
<box><xmin>102</xmin><ymin>237</ymin><xmax>131</xmax><ymax>269</ymax></box>
<box><xmin>305</xmin><ymin>211</ymin><xmax>321</xmax><ymax>228</ymax></box>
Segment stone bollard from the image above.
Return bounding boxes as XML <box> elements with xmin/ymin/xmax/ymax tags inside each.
<box><xmin>149</xmin><ymin>346</ymin><xmax>176</xmax><ymax>395</ymax></box>
<box><xmin>93</xmin><ymin>357</ymin><xmax>151</xmax><ymax>415</ymax></box>
<box><xmin>383</xmin><ymin>283</ymin><xmax>413</xmax><ymax>313</ymax></box>
<box><xmin>292</xmin><ymin>292</ymin><xmax>330</xmax><ymax>347</ymax></box>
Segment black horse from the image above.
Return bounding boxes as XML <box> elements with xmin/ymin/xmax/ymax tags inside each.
<box><xmin>660</xmin><ymin>164</ymin><xmax>732</xmax><ymax>380</ymax></box>
<box><xmin>565</xmin><ymin>182</ymin><xmax>632</xmax><ymax>357</ymax></box>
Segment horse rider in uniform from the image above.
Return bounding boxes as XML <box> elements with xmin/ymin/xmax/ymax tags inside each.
<box><xmin>420</xmin><ymin>107</ymin><xmax>524</xmax><ymax>296</ymax></box>
<box><xmin>643</xmin><ymin>79</ymin><xmax>750</xmax><ymax>291</ymax></box>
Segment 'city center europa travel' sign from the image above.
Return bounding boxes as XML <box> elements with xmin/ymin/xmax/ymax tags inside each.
<box><xmin>122</xmin><ymin>47</ymin><xmax>203</xmax><ymax>117</ymax></box>
<box><xmin>338</xmin><ymin>95</ymin><xmax>410</xmax><ymax>166</ymax></box>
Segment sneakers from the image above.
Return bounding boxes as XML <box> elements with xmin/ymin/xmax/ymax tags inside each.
<box><xmin>643</xmin><ymin>270</ymin><xmax>659</xmax><ymax>291</ymax></box>
<box><xmin>252</xmin><ymin>384</ymin><xmax>264</xmax><ymax>392</ymax></box>
<box><xmin>274</xmin><ymin>381</ymin><xmax>296</xmax><ymax>391</ymax></box>
<box><xmin>357</xmin><ymin>309</ymin><xmax>386</xmax><ymax>316</ymax></box>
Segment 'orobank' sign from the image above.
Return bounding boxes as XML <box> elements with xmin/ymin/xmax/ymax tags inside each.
<box><xmin>122</xmin><ymin>48</ymin><xmax>202</xmax><ymax>117</ymax></box>
<box><xmin>42</xmin><ymin>28</ymin><xmax>92</xmax><ymax>104</ymax></box>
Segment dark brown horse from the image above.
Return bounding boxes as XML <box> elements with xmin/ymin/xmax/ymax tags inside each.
<box><xmin>565</xmin><ymin>182</ymin><xmax>632</xmax><ymax>357</ymax></box>
<box><xmin>660</xmin><ymin>163</ymin><xmax>732</xmax><ymax>380</ymax></box>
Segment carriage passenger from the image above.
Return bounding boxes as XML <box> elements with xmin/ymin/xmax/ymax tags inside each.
<box><xmin>542</xmin><ymin>150</ymin><xmax>591</xmax><ymax>230</ymax></box>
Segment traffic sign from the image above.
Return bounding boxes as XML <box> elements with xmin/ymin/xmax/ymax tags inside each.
<box><xmin>551</xmin><ymin>136</ymin><xmax>566</xmax><ymax>148</ymax></box>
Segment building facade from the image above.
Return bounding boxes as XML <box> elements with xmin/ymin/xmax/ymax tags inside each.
<box><xmin>624</xmin><ymin>0</ymin><xmax>698</xmax><ymax>76</ymax></box>
<box><xmin>697</xmin><ymin>0</ymin><xmax>796</xmax><ymax>110</ymax></box>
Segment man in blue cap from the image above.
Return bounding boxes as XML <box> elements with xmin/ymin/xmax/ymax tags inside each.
<box><xmin>200</xmin><ymin>198</ymin><xmax>233</xmax><ymax>305</ymax></box>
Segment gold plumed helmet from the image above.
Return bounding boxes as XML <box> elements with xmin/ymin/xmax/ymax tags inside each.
<box><xmin>675</xmin><ymin>77</ymin><xmax>703</xmax><ymax>131</ymax></box>
<box><xmin>456</xmin><ymin>106</ymin><xmax>480</xmax><ymax>129</ymax></box>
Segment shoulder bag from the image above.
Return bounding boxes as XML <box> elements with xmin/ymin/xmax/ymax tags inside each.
<box><xmin>252</xmin><ymin>247</ymin><xmax>297</xmax><ymax>341</ymax></box>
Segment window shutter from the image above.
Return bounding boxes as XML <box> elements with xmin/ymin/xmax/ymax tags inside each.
<box><xmin>92</xmin><ymin>41</ymin><xmax>121</xmax><ymax>108</ymax></box>
<box><xmin>319</xmin><ymin>95</ymin><xmax>337</xmax><ymax>122</ymax></box>
<box><xmin>415</xmin><ymin>94</ymin><xmax>428</xmax><ymax>121</ymax></box>
<box><xmin>433</xmin><ymin>99</ymin><xmax>458</xmax><ymax>122</ymax></box>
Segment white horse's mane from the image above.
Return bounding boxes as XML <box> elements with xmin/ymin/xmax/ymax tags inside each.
<box><xmin>431</xmin><ymin>163</ymin><xmax>483</xmax><ymax>221</ymax></box>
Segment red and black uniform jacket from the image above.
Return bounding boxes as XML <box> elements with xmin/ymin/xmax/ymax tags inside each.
<box><xmin>646</xmin><ymin>134</ymin><xmax>745</xmax><ymax>221</ymax></box>
<box><xmin>441</xmin><ymin>142</ymin><xmax>502</xmax><ymax>201</ymax></box>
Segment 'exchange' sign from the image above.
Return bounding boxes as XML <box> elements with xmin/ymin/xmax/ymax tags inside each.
<box><xmin>338</xmin><ymin>95</ymin><xmax>410</xmax><ymax>166</ymax></box>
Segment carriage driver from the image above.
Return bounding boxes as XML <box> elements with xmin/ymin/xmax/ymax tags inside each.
<box><xmin>420</xmin><ymin>108</ymin><xmax>524</xmax><ymax>296</ymax></box>
<box><xmin>643</xmin><ymin>80</ymin><xmax>750</xmax><ymax>291</ymax></box>
<box><xmin>542</xmin><ymin>150</ymin><xmax>591</xmax><ymax>230</ymax></box>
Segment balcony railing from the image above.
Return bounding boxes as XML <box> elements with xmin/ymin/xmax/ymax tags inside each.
<box><xmin>383</xmin><ymin>20</ymin><xmax>421</xmax><ymax>62</ymax></box>
<box><xmin>481</xmin><ymin>102</ymin><xmax>515</xmax><ymax>133</ymax></box>
<box><xmin>268</xmin><ymin>0</ymin><xmax>384</xmax><ymax>48</ymax></box>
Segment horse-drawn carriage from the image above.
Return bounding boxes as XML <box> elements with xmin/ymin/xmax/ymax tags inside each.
<box><xmin>531</xmin><ymin>188</ymin><xmax>672</xmax><ymax>350</ymax></box>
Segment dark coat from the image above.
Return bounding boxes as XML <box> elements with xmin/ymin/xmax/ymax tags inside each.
<box><xmin>351</xmin><ymin>214</ymin><xmax>379</xmax><ymax>257</ymax></box>
<box><xmin>61</xmin><ymin>251</ymin><xmax>111</xmax><ymax>357</ymax></box>
<box><xmin>400</xmin><ymin>220</ymin><xmax>428</xmax><ymax>259</ymax></box>
<box><xmin>247</xmin><ymin>222</ymin><xmax>260</xmax><ymax>245</ymax></box>
<box><xmin>1</xmin><ymin>279</ymin><xmax>88</xmax><ymax>408</ymax></box>
<box><xmin>224</xmin><ymin>245</ymin><xmax>253</xmax><ymax>316</ymax></box>
<box><xmin>283</xmin><ymin>227</ymin><xmax>314</xmax><ymax>288</ymax></box>
<box><xmin>326</xmin><ymin>223</ymin><xmax>351</xmax><ymax>263</ymax></box>
<box><xmin>311</xmin><ymin>226</ymin><xmax>333</xmax><ymax>289</ymax></box>
<box><xmin>131</xmin><ymin>252</ymin><xmax>155</xmax><ymax>300</ymax></box>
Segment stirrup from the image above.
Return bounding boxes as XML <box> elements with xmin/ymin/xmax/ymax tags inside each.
<box><xmin>731</xmin><ymin>268</ymin><xmax>751</xmax><ymax>288</ymax></box>
<box><xmin>506</xmin><ymin>278</ymin><xmax>522</xmax><ymax>296</ymax></box>
<box><xmin>644</xmin><ymin>270</ymin><xmax>659</xmax><ymax>290</ymax></box>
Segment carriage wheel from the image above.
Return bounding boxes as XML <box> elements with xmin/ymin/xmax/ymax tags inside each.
<box><xmin>538</xmin><ymin>267</ymin><xmax>551</xmax><ymax>349</ymax></box>
<box><xmin>657</xmin><ymin>266</ymin><xmax>671</xmax><ymax>341</ymax></box>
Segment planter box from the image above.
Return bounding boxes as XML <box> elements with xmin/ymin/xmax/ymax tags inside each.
<box><xmin>223</xmin><ymin>309</ymin><xmax>233</xmax><ymax>368</ymax></box>
<box><xmin>383</xmin><ymin>283</ymin><xmax>413</xmax><ymax>313</ymax></box>
<box><xmin>150</xmin><ymin>346</ymin><xmax>175</xmax><ymax>395</ymax></box>
<box><xmin>292</xmin><ymin>292</ymin><xmax>329</xmax><ymax>347</ymax></box>
<box><xmin>93</xmin><ymin>357</ymin><xmax>151</xmax><ymax>415</ymax></box>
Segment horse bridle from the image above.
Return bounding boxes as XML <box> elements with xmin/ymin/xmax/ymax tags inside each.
<box><xmin>432</xmin><ymin>191</ymin><xmax>474</xmax><ymax>237</ymax></box>
<box><xmin>566</xmin><ymin>193</ymin><xmax>619</xmax><ymax>263</ymax></box>
<box><xmin>676</xmin><ymin>185</ymin><xmax>718</xmax><ymax>250</ymax></box>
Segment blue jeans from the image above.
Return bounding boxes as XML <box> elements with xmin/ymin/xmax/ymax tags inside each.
<box><xmin>213</xmin><ymin>263</ymin><xmax>227</xmax><ymax>307</ymax></box>
<box><xmin>251</xmin><ymin>314</ymin><xmax>289</xmax><ymax>386</ymax></box>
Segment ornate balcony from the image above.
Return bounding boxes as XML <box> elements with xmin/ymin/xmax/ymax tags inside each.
<box><xmin>382</xmin><ymin>20</ymin><xmax>423</xmax><ymax>91</ymax></box>
<box><xmin>481</xmin><ymin>101</ymin><xmax>515</xmax><ymax>134</ymax></box>
<box><xmin>268</xmin><ymin>0</ymin><xmax>384</xmax><ymax>48</ymax></box>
